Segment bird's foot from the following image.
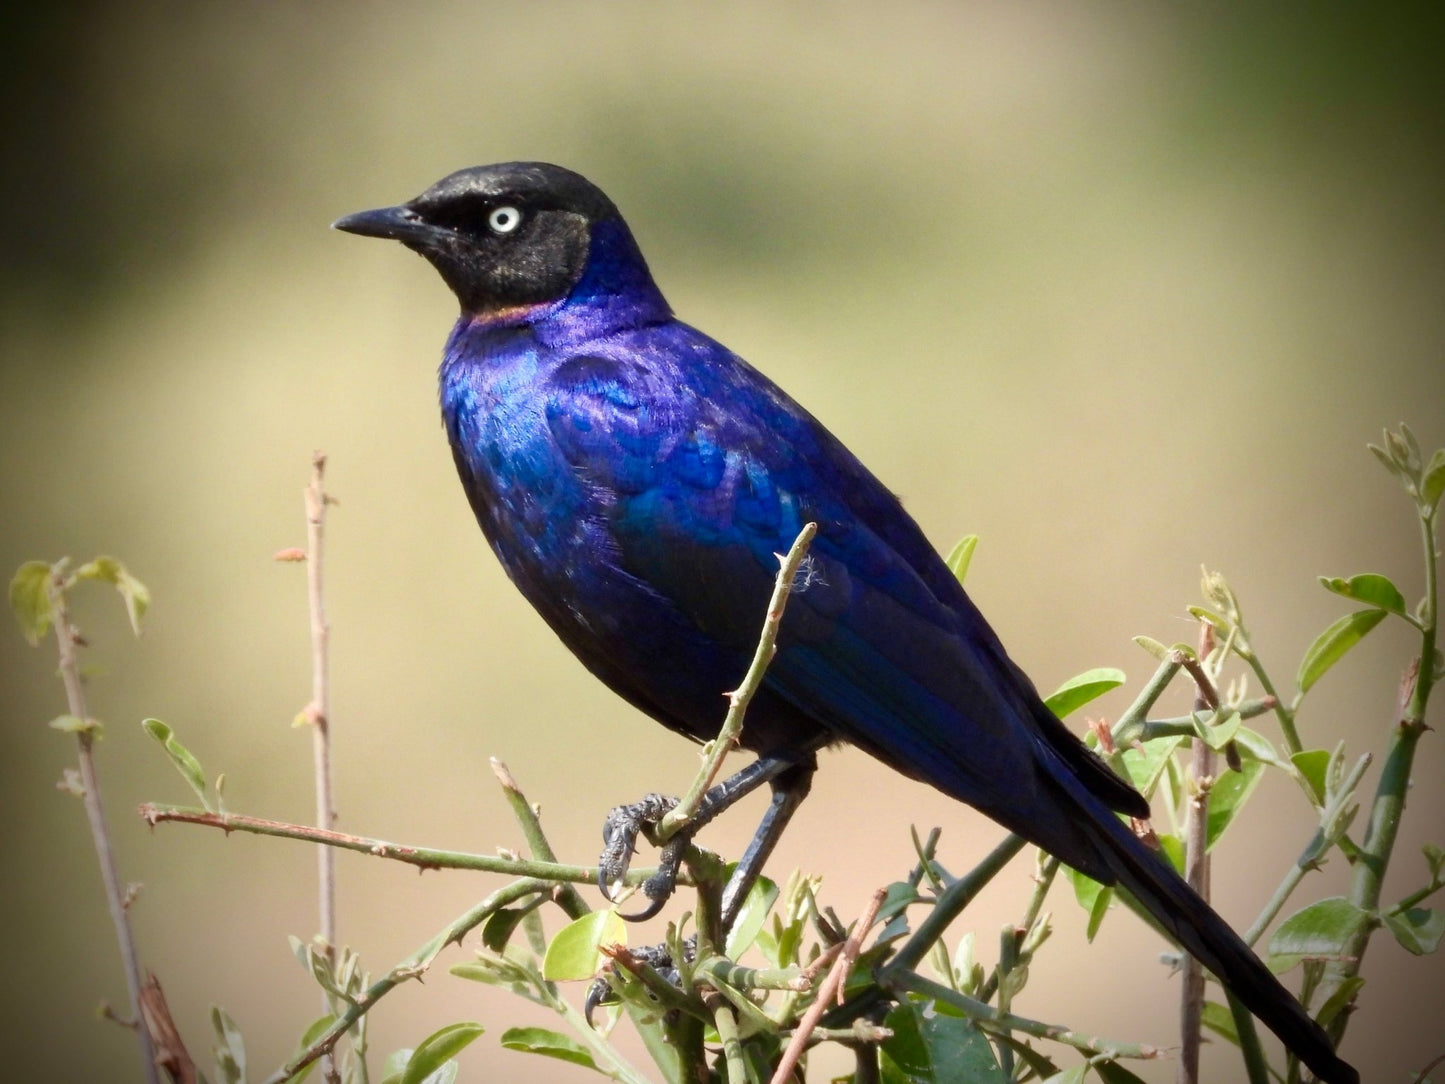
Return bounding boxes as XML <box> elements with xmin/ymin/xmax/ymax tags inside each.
<box><xmin>583</xmin><ymin>935</ymin><xmax>697</xmax><ymax>1026</ymax></box>
<box><xmin>598</xmin><ymin>792</ymin><xmax>692</xmax><ymax>920</ymax></box>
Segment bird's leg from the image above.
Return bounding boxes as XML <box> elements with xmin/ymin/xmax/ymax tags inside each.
<box><xmin>586</xmin><ymin>761</ymin><xmax>815</xmax><ymax>1025</ymax></box>
<box><xmin>719</xmin><ymin>762</ymin><xmax>813</xmax><ymax>930</ymax></box>
<box><xmin>598</xmin><ymin>753</ymin><xmax>803</xmax><ymax>920</ymax></box>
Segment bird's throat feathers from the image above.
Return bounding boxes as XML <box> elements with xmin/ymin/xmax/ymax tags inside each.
<box><xmin>461</xmin><ymin>217</ymin><xmax>671</xmax><ymax>348</ymax></box>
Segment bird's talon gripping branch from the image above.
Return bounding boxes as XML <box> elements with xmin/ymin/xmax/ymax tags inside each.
<box><xmin>584</xmin><ymin>938</ymin><xmax>694</xmax><ymax>1027</ymax></box>
<box><xmin>597</xmin><ymin>792</ymin><xmax>682</xmax><ymax>911</ymax></box>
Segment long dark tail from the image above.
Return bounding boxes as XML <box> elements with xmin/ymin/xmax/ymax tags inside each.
<box><xmin>1079</xmin><ymin>788</ymin><xmax>1358</xmax><ymax>1084</ymax></box>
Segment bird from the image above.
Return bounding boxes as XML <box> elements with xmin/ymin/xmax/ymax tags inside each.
<box><xmin>334</xmin><ymin>161</ymin><xmax>1357</xmax><ymax>1084</ymax></box>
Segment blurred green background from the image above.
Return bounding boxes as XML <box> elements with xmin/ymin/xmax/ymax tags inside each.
<box><xmin>3</xmin><ymin>3</ymin><xmax>1442</xmax><ymax>1081</ymax></box>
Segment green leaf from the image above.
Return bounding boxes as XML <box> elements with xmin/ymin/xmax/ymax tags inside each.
<box><xmin>1296</xmin><ymin>609</ymin><xmax>1388</xmax><ymax>694</ymax></box>
<box><xmin>944</xmin><ymin>535</ymin><xmax>978</xmax><ymax>586</ymax></box>
<box><xmin>290</xmin><ymin>1014</ymin><xmax>336</xmax><ymax>1084</ymax></box>
<box><xmin>542</xmin><ymin>909</ymin><xmax>625</xmax><ymax>981</ymax></box>
<box><xmin>1291</xmin><ymin>749</ymin><xmax>1331</xmax><ymax>805</ymax></box>
<box><xmin>499</xmin><ymin>1026</ymin><xmax>598</xmax><ymax>1070</ymax></box>
<box><xmin>1199</xmin><ymin>1000</ymin><xmax>1238</xmax><ymax>1046</ymax></box>
<box><xmin>1132</xmin><ymin>635</ymin><xmax>1170</xmax><ymax>661</ymax></box>
<box><xmin>1067</xmin><ymin>867</ymin><xmax>1113</xmax><ymax>941</ymax></box>
<box><xmin>10</xmin><ymin>561</ymin><xmax>54</xmax><ymax>645</ymax></box>
<box><xmin>211</xmin><ymin>1005</ymin><xmax>246</xmax><ymax>1084</ymax></box>
<box><xmin>1119</xmin><ymin>734</ymin><xmax>1185</xmax><ymax>797</ymax></box>
<box><xmin>1424</xmin><ymin>842</ymin><xmax>1445</xmax><ymax>882</ymax></box>
<box><xmin>1231</xmin><ymin>726</ymin><xmax>1286</xmax><ymax>767</ymax></box>
<box><xmin>1093</xmin><ymin>1061</ymin><xmax>1150</xmax><ymax>1084</ymax></box>
<box><xmin>1039</xmin><ymin>1067</ymin><xmax>1087</xmax><ymax>1084</ymax></box>
<box><xmin>143</xmin><ymin>718</ymin><xmax>212</xmax><ymax>810</ymax></box>
<box><xmin>724</xmin><ymin>871</ymin><xmax>778</xmax><ymax>959</ymax></box>
<box><xmin>75</xmin><ymin>555</ymin><xmax>150</xmax><ymax>635</ymax></box>
<box><xmin>1318</xmin><ymin>573</ymin><xmax>1407</xmax><ymax>617</ymax></box>
<box><xmin>1267</xmin><ymin>897</ymin><xmax>1373</xmax><ymax>973</ymax></box>
<box><xmin>1383</xmin><ymin>907</ymin><xmax>1444</xmax><ymax>956</ymax></box>
<box><xmin>1206</xmin><ymin>759</ymin><xmax>1264</xmax><ymax>849</ymax></box>
<box><xmin>1195</xmin><ymin>708</ymin><xmax>1241</xmax><ymax>751</ymax></box>
<box><xmin>1422</xmin><ymin>448</ymin><xmax>1445</xmax><ymax>511</ymax></box>
<box><xmin>1186</xmin><ymin>605</ymin><xmax>1231</xmax><ymax>636</ymax></box>
<box><xmin>400</xmin><ymin>1022</ymin><xmax>482</xmax><ymax>1084</ymax></box>
<box><xmin>1044</xmin><ymin>668</ymin><xmax>1126</xmax><ymax>719</ymax></box>
<box><xmin>1314</xmin><ymin>976</ymin><xmax>1364</xmax><ymax>1029</ymax></box>
<box><xmin>482</xmin><ymin>905</ymin><xmax>536</xmax><ymax>953</ymax></box>
<box><xmin>880</xmin><ymin>1001</ymin><xmax>1006</xmax><ymax>1083</ymax></box>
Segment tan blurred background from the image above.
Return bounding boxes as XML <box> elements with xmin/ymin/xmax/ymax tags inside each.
<box><xmin>2</xmin><ymin>3</ymin><xmax>1442</xmax><ymax>1081</ymax></box>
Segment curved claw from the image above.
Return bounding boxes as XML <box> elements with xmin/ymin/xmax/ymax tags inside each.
<box><xmin>617</xmin><ymin>891</ymin><xmax>669</xmax><ymax>922</ymax></box>
<box><xmin>584</xmin><ymin>976</ymin><xmax>613</xmax><ymax>1027</ymax></box>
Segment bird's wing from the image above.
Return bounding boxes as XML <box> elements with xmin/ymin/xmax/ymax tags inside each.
<box><xmin>541</xmin><ymin>341</ymin><xmax>1138</xmax><ymax>857</ymax></box>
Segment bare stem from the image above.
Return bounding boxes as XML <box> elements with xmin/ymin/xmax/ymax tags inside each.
<box><xmin>139</xmin><ymin>802</ymin><xmax>691</xmax><ymax>886</ymax></box>
<box><xmin>658</xmin><ymin>522</ymin><xmax>817</xmax><ymax>840</ymax></box>
<box><xmin>1177</xmin><ymin>623</ymin><xmax>1221</xmax><ymax>1084</ymax></box>
<box><xmin>302</xmin><ymin>452</ymin><xmax>338</xmax><ymax>1082</ymax></box>
<box><xmin>50</xmin><ymin>575</ymin><xmax>161</xmax><ymax>1084</ymax></box>
<box><xmin>769</xmin><ymin>886</ymin><xmax>887</xmax><ymax>1084</ymax></box>
<box><xmin>888</xmin><ymin>970</ymin><xmax>1162</xmax><ymax>1062</ymax></box>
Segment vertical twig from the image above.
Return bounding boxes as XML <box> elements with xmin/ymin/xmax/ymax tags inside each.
<box><xmin>49</xmin><ymin>575</ymin><xmax>161</xmax><ymax>1084</ymax></box>
<box><xmin>1177</xmin><ymin>623</ymin><xmax>1216</xmax><ymax>1084</ymax></box>
<box><xmin>303</xmin><ymin>452</ymin><xmax>338</xmax><ymax>1082</ymax></box>
<box><xmin>769</xmin><ymin>887</ymin><xmax>887</xmax><ymax>1084</ymax></box>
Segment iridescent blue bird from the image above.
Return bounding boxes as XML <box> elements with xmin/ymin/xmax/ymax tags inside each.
<box><xmin>335</xmin><ymin>162</ymin><xmax>1355</xmax><ymax>1084</ymax></box>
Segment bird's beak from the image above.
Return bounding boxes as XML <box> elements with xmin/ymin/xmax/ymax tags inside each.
<box><xmin>332</xmin><ymin>204</ymin><xmax>449</xmax><ymax>246</ymax></box>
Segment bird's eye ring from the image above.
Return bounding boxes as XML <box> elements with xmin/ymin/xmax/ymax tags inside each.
<box><xmin>488</xmin><ymin>206</ymin><xmax>523</xmax><ymax>234</ymax></box>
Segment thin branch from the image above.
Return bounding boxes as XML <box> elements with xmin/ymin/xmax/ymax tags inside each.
<box><xmin>769</xmin><ymin>886</ymin><xmax>887</xmax><ymax>1084</ymax></box>
<box><xmin>138</xmin><ymin>803</ymin><xmax>693</xmax><ymax>886</ymax></box>
<box><xmin>887</xmin><ymin>970</ymin><xmax>1163</xmax><ymax>1062</ymax></box>
<box><xmin>50</xmin><ymin>574</ymin><xmax>161</xmax><ymax>1084</ymax></box>
<box><xmin>1177</xmin><ymin>625</ymin><xmax>1216</xmax><ymax>1084</ymax></box>
<box><xmin>301</xmin><ymin>451</ymin><xmax>339</xmax><ymax>1083</ymax></box>
<box><xmin>490</xmin><ymin>758</ymin><xmax>590</xmax><ymax>920</ymax></box>
<box><xmin>658</xmin><ymin>522</ymin><xmax>817</xmax><ymax>840</ymax></box>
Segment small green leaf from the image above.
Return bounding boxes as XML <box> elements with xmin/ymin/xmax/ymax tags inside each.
<box><xmin>1314</xmin><ymin>976</ymin><xmax>1364</xmax><ymax>1029</ymax></box>
<box><xmin>1039</xmin><ymin>1066</ymin><xmax>1087</xmax><ymax>1084</ymax></box>
<box><xmin>400</xmin><ymin>1022</ymin><xmax>482</xmax><ymax>1084</ymax></box>
<box><xmin>881</xmin><ymin>1000</ymin><xmax>1006</xmax><ymax>1083</ymax></box>
<box><xmin>542</xmin><ymin>909</ymin><xmax>625</xmax><ymax>981</ymax></box>
<box><xmin>1156</xmin><ymin>833</ymin><xmax>1185</xmax><ymax>875</ymax></box>
<box><xmin>1383</xmin><ymin>907</ymin><xmax>1444</xmax><ymax>956</ymax></box>
<box><xmin>1067</xmin><ymin>866</ymin><xmax>1114</xmax><ymax>941</ymax></box>
<box><xmin>1318</xmin><ymin>573</ymin><xmax>1407</xmax><ymax>617</ymax></box>
<box><xmin>499</xmin><ymin>1026</ymin><xmax>598</xmax><ymax>1069</ymax></box>
<box><xmin>143</xmin><ymin>718</ymin><xmax>212</xmax><ymax>810</ymax></box>
<box><xmin>1199</xmin><ymin>1000</ymin><xmax>1238</xmax><ymax>1046</ymax></box>
<box><xmin>1296</xmin><ymin>609</ymin><xmax>1387</xmax><ymax>693</ymax></box>
<box><xmin>211</xmin><ymin>1005</ymin><xmax>246</xmax><ymax>1084</ymax></box>
<box><xmin>49</xmin><ymin>714</ymin><xmax>102</xmax><ymax>736</ymax></box>
<box><xmin>75</xmin><ymin>555</ymin><xmax>150</xmax><ymax>635</ymax></box>
<box><xmin>1186</xmin><ymin>605</ymin><xmax>1231</xmax><ymax>636</ymax></box>
<box><xmin>1424</xmin><ymin>842</ymin><xmax>1445</xmax><ymax>882</ymax></box>
<box><xmin>1093</xmin><ymin>1061</ymin><xmax>1151</xmax><ymax>1084</ymax></box>
<box><xmin>10</xmin><ymin>561</ymin><xmax>55</xmax><ymax>645</ymax></box>
<box><xmin>290</xmin><ymin>1014</ymin><xmax>336</xmax><ymax>1084</ymax></box>
<box><xmin>1119</xmin><ymin>734</ymin><xmax>1184</xmax><ymax>798</ymax></box>
<box><xmin>481</xmin><ymin>906</ymin><xmax>530</xmax><ymax>953</ymax></box>
<box><xmin>1291</xmin><ymin>749</ymin><xmax>1331</xmax><ymax>805</ymax></box>
<box><xmin>944</xmin><ymin>535</ymin><xmax>978</xmax><ymax>585</ymax></box>
<box><xmin>1231</xmin><ymin>726</ymin><xmax>1286</xmax><ymax>767</ymax></box>
<box><xmin>1132</xmin><ymin>635</ymin><xmax>1170</xmax><ymax>661</ymax></box>
<box><xmin>1044</xmin><ymin>667</ymin><xmax>1126</xmax><ymax>719</ymax></box>
<box><xmin>1422</xmin><ymin>448</ymin><xmax>1445</xmax><ymax>511</ymax></box>
<box><xmin>1267</xmin><ymin>897</ymin><xmax>1373</xmax><ymax>973</ymax></box>
<box><xmin>1206</xmin><ymin>759</ymin><xmax>1264</xmax><ymax>849</ymax></box>
<box><xmin>1196</xmin><ymin>708</ymin><xmax>1241</xmax><ymax>751</ymax></box>
<box><xmin>725</xmin><ymin>871</ymin><xmax>779</xmax><ymax>958</ymax></box>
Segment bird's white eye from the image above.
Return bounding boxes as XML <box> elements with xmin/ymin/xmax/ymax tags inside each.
<box><xmin>488</xmin><ymin>205</ymin><xmax>522</xmax><ymax>234</ymax></box>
